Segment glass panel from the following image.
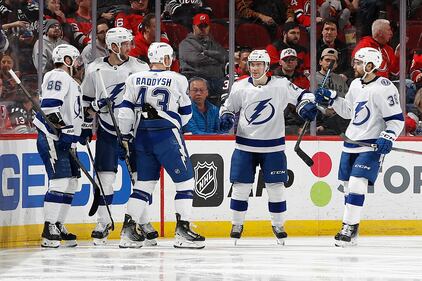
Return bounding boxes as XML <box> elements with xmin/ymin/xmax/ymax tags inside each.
<box><xmin>0</xmin><ymin>0</ymin><xmax>40</xmax><ymax>134</ymax></box>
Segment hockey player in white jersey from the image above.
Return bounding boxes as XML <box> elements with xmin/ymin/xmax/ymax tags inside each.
<box><xmin>118</xmin><ymin>42</ymin><xmax>205</xmax><ymax>249</ymax></box>
<box><xmin>81</xmin><ymin>27</ymin><xmax>158</xmax><ymax>245</ymax></box>
<box><xmin>219</xmin><ymin>50</ymin><xmax>317</xmax><ymax>245</ymax></box>
<box><xmin>315</xmin><ymin>47</ymin><xmax>404</xmax><ymax>247</ymax></box>
<box><xmin>33</xmin><ymin>44</ymin><xmax>84</xmax><ymax>248</ymax></box>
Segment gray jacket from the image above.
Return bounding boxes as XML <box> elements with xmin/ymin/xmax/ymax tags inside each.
<box><xmin>32</xmin><ymin>35</ymin><xmax>68</xmax><ymax>75</ymax></box>
<box><xmin>179</xmin><ymin>33</ymin><xmax>227</xmax><ymax>80</ymax></box>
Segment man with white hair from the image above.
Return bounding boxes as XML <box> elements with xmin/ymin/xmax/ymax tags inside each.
<box><xmin>352</xmin><ymin>19</ymin><xmax>399</xmax><ymax>78</ymax></box>
<box><xmin>315</xmin><ymin>47</ymin><xmax>404</xmax><ymax>247</ymax></box>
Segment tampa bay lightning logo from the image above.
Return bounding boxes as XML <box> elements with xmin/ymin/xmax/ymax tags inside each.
<box><xmin>74</xmin><ymin>96</ymin><xmax>82</xmax><ymax>118</ymax></box>
<box><xmin>105</xmin><ymin>82</ymin><xmax>126</xmax><ymax>101</ymax></box>
<box><xmin>245</xmin><ymin>98</ymin><xmax>275</xmax><ymax>125</ymax></box>
<box><xmin>352</xmin><ymin>101</ymin><xmax>371</xmax><ymax>126</ymax></box>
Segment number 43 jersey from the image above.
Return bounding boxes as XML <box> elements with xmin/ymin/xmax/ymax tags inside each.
<box><xmin>119</xmin><ymin>70</ymin><xmax>192</xmax><ymax>135</ymax></box>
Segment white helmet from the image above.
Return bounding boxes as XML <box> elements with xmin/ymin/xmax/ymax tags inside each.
<box><xmin>105</xmin><ymin>27</ymin><xmax>133</xmax><ymax>50</ymax></box>
<box><xmin>248</xmin><ymin>50</ymin><xmax>270</xmax><ymax>72</ymax></box>
<box><xmin>354</xmin><ymin>47</ymin><xmax>382</xmax><ymax>71</ymax></box>
<box><xmin>52</xmin><ymin>44</ymin><xmax>81</xmax><ymax>67</ymax></box>
<box><xmin>148</xmin><ymin>42</ymin><xmax>174</xmax><ymax>67</ymax></box>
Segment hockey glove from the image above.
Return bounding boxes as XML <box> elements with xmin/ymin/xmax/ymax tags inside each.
<box><xmin>91</xmin><ymin>98</ymin><xmax>110</xmax><ymax>113</ymax></box>
<box><xmin>375</xmin><ymin>131</ymin><xmax>394</xmax><ymax>154</ymax></box>
<box><xmin>220</xmin><ymin>112</ymin><xmax>235</xmax><ymax>132</ymax></box>
<box><xmin>297</xmin><ymin>100</ymin><xmax>317</xmax><ymax>121</ymax></box>
<box><xmin>314</xmin><ymin>87</ymin><xmax>337</xmax><ymax>105</ymax></box>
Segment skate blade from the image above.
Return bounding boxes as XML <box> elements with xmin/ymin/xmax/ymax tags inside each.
<box><xmin>334</xmin><ymin>239</ymin><xmax>357</xmax><ymax>248</ymax></box>
<box><xmin>93</xmin><ymin>237</ymin><xmax>108</xmax><ymax>246</ymax></box>
<box><xmin>233</xmin><ymin>238</ymin><xmax>240</xmax><ymax>246</ymax></box>
<box><xmin>275</xmin><ymin>238</ymin><xmax>285</xmax><ymax>246</ymax></box>
<box><xmin>41</xmin><ymin>238</ymin><xmax>60</xmax><ymax>248</ymax></box>
<box><xmin>62</xmin><ymin>240</ymin><xmax>77</xmax><ymax>247</ymax></box>
<box><xmin>144</xmin><ymin>239</ymin><xmax>158</xmax><ymax>246</ymax></box>
<box><xmin>173</xmin><ymin>238</ymin><xmax>205</xmax><ymax>249</ymax></box>
<box><xmin>119</xmin><ymin>236</ymin><xmax>143</xmax><ymax>248</ymax></box>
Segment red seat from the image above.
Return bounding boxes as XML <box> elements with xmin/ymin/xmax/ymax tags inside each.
<box><xmin>236</xmin><ymin>23</ymin><xmax>271</xmax><ymax>49</ymax></box>
<box><xmin>205</xmin><ymin>0</ymin><xmax>229</xmax><ymax>19</ymax></box>
<box><xmin>162</xmin><ymin>22</ymin><xmax>189</xmax><ymax>49</ymax></box>
<box><xmin>210</xmin><ymin>22</ymin><xmax>229</xmax><ymax>48</ymax></box>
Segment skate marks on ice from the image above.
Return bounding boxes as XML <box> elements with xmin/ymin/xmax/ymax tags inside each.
<box><xmin>1</xmin><ymin>237</ymin><xmax>422</xmax><ymax>280</ymax></box>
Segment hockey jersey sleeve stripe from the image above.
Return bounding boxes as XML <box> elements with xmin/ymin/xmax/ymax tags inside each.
<box><xmin>178</xmin><ymin>105</ymin><xmax>192</xmax><ymax>115</ymax></box>
<box><xmin>119</xmin><ymin>100</ymin><xmax>135</xmax><ymax>110</ymax></box>
<box><xmin>383</xmin><ymin>113</ymin><xmax>404</xmax><ymax>122</ymax></box>
<box><xmin>82</xmin><ymin>95</ymin><xmax>95</xmax><ymax>102</ymax></box>
<box><xmin>99</xmin><ymin>118</ymin><xmax>116</xmax><ymax>132</ymax></box>
<box><xmin>296</xmin><ymin>90</ymin><xmax>313</xmax><ymax>103</ymax></box>
<box><xmin>41</xmin><ymin>98</ymin><xmax>63</xmax><ymax>108</ymax></box>
<box><xmin>236</xmin><ymin>136</ymin><xmax>285</xmax><ymax>147</ymax></box>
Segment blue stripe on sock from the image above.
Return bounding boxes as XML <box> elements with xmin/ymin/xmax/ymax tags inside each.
<box><xmin>98</xmin><ymin>194</ymin><xmax>113</xmax><ymax>206</ymax></box>
<box><xmin>268</xmin><ymin>201</ymin><xmax>287</xmax><ymax>213</ymax></box>
<box><xmin>130</xmin><ymin>189</ymin><xmax>152</xmax><ymax>204</ymax></box>
<box><xmin>63</xmin><ymin>193</ymin><xmax>74</xmax><ymax>204</ymax></box>
<box><xmin>44</xmin><ymin>191</ymin><xmax>65</xmax><ymax>203</ymax></box>
<box><xmin>230</xmin><ymin>199</ymin><xmax>248</xmax><ymax>211</ymax></box>
<box><xmin>346</xmin><ymin>193</ymin><xmax>365</xmax><ymax>207</ymax></box>
<box><xmin>175</xmin><ymin>190</ymin><xmax>193</xmax><ymax>200</ymax></box>
<box><xmin>344</xmin><ymin>195</ymin><xmax>348</xmax><ymax>205</ymax></box>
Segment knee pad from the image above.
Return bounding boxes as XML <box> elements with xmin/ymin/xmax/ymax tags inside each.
<box><xmin>65</xmin><ymin>177</ymin><xmax>80</xmax><ymax>194</ymax></box>
<box><xmin>175</xmin><ymin>178</ymin><xmax>194</xmax><ymax>192</ymax></box>
<box><xmin>265</xmin><ymin>183</ymin><xmax>285</xmax><ymax>202</ymax></box>
<box><xmin>49</xmin><ymin>178</ymin><xmax>70</xmax><ymax>193</ymax></box>
<box><xmin>97</xmin><ymin>172</ymin><xmax>116</xmax><ymax>196</ymax></box>
<box><xmin>134</xmin><ymin>180</ymin><xmax>157</xmax><ymax>195</ymax></box>
<box><xmin>348</xmin><ymin>176</ymin><xmax>367</xmax><ymax>195</ymax></box>
<box><xmin>232</xmin><ymin>183</ymin><xmax>252</xmax><ymax>201</ymax></box>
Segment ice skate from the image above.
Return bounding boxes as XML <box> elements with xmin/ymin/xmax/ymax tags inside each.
<box><xmin>41</xmin><ymin>222</ymin><xmax>61</xmax><ymax>248</ymax></box>
<box><xmin>230</xmin><ymin>224</ymin><xmax>243</xmax><ymax>246</ymax></box>
<box><xmin>139</xmin><ymin>222</ymin><xmax>159</xmax><ymax>246</ymax></box>
<box><xmin>334</xmin><ymin>223</ymin><xmax>359</xmax><ymax>247</ymax></box>
<box><xmin>272</xmin><ymin>225</ymin><xmax>287</xmax><ymax>245</ymax></box>
<box><xmin>174</xmin><ymin>213</ymin><xmax>205</xmax><ymax>249</ymax></box>
<box><xmin>119</xmin><ymin>215</ymin><xmax>144</xmax><ymax>248</ymax></box>
<box><xmin>91</xmin><ymin>222</ymin><xmax>112</xmax><ymax>245</ymax></box>
<box><xmin>56</xmin><ymin>222</ymin><xmax>77</xmax><ymax>247</ymax></box>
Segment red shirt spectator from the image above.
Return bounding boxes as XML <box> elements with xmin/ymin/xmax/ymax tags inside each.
<box><xmin>352</xmin><ymin>19</ymin><xmax>399</xmax><ymax>78</ymax></box>
<box><xmin>289</xmin><ymin>0</ymin><xmax>324</xmax><ymax>27</ymax></box>
<box><xmin>66</xmin><ymin>0</ymin><xmax>92</xmax><ymax>49</ymax></box>
<box><xmin>114</xmin><ymin>0</ymin><xmax>152</xmax><ymax>35</ymax></box>
<box><xmin>410</xmin><ymin>50</ymin><xmax>422</xmax><ymax>85</ymax></box>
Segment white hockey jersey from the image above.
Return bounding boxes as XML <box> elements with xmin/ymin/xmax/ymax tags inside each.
<box><xmin>332</xmin><ymin>76</ymin><xmax>404</xmax><ymax>153</ymax></box>
<box><xmin>221</xmin><ymin>76</ymin><xmax>313</xmax><ymax>153</ymax></box>
<box><xmin>81</xmin><ymin>56</ymin><xmax>149</xmax><ymax>135</ymax></box>
<box><xmin>33</xmin><ymin>68</ymin><xmax>83</xmax><ymax>140</ymax></box>
<box><xmin>119</xmin><ymin>69</ymin><xmax>191</xmax><ymax>135</ymax></box>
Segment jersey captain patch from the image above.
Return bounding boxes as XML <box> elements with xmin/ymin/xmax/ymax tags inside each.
<box><xmin>244</xmin><ymin>98</ymin><xmax>275</xmax><ymax>125</ymax></box>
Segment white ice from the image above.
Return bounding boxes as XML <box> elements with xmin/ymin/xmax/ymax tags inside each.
<box><xmin>1</xmin><ymin>237</ymin><xmax>422</xmax><ymax>281</ymax></box>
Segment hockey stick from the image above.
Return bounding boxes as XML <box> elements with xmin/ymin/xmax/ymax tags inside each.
<box><xmin>294</xmin><ymin>60</ymin><xmax>336</xmax><ymax>167</ymax></box>
<box><xmin>96</xmin><ymin>69</ymin><xmax>136</xmax><ymax>186</ymax></box>
<box><xmin>341</xmin><ymin>133</ymin><xmax>422</xmax><ymax>155</ymax></box>
<box><xmin>8</xmin><ymin>69</ymin><xmax>58</xmax><ymax>135</ymax></box>
<box><xmin>69</xmin><ymin>148</ymin><xmax>114</xmax><ymax>230</ymax></box>
<box><xmin>86</xmin><ymin>140</ymin><xmax>107</xmax><ymax>217</ymax></box>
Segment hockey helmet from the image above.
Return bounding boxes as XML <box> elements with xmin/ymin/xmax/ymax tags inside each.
<box><xmin>354</xmin><ymin>47</ymin><xmax>382</xmax><ymax>71</ymax></box>
<box><xmin>105</xmin><ymin>27</ymin><xmax>133</xmax><ymax>50</ymax></box>
<box><xmin>247</xmin><ymin>50</ymin><xmax>270</xmax><ymax>73</ymax></box>
<box><xmin>148</xmin><ymin>42</ymin><xmax>174</xmax><ymax>66</ymax></box>
<box><xmin>52</xmin><ymin>44</ymin><xmax>81</xmax><ymax>68</ymax></box>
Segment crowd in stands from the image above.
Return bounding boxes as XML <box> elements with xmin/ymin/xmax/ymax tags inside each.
<box><xmin>0</xmin><ymin>0</ymin><xmax>421</xmax><ymax>135</ymax></box>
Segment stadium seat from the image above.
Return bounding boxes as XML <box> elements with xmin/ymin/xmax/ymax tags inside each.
<box><xmin>210</xmin><ymin>22</ymin><xmax>229</xmax><ymax>49</ymax></box>
<box><xmin>162</xmin><ymin>22</ymin><xmax>189</xmax><ymax>49</ymax></box>
<box><xmin>205</xmin><ymin>0</ymin><xmax>229</xmax><ymax>19</ymax></box>
<box><xmin>236</xmin><ymin>23</ymin><xmax>271</xmax><ymax>49</ymax></box>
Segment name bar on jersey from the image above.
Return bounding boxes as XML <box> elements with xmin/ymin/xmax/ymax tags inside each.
<box><xmin>135</xmin><ymin>77</ymin><xmax>172</xmax><ymax>87</ymax></box>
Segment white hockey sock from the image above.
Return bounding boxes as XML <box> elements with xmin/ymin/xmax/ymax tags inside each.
<box><xmin>57</xmin><ymin>178</ymin><xmax>78</xmax><ymax>224</ymax></box>
<box><xmin>266</xmin><ymin>183</ymin><xmax>286</xmax><ymax>226</ymax></box>
<box><xmin>44</xmin><ymin>178</ymin><xmax>70</xmax><ymax>223</ymax></box>
<box><xmin>44</xmin><ymin>201</ymin><xmax>61</xmax><ymax>223</ymax></box>
<box><xmin>231</xmin><ymin>183</ymin><xmax>252</xmax><ymax>225</ymax></box>
<box><xmin>96</xmin><ymin>172</ymin><xmax>115</xmax><ymax>225</ymax></box>
<box><xmin>174</xmin><ymin>179</ymin><xmax>195</xmax><ymax>221</ymax></box>
<box><xmin>127</xmin><ymin>180</ymin><xmax>156</xmax><ymax>223</ymax></box>
<box><xmin>343</xmin><ymin>177</ymin><xmax>367</xmax><ymax>225</ymax></box>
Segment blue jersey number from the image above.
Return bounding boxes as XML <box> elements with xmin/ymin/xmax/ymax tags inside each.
<box><xmin>46</xmin><ymin>80</ymin><xmax>62</xmax><ymax>91</ymax></box>
<box><xmin>151</xmin><ymin>88</ymin><xmax>170</xmax><ymax>111</ymax></box>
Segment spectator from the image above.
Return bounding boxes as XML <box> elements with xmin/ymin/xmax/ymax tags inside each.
<box><xmin>179</xmin><ymin>13</ymin><xmax>228</xmax><ymax>103</ymax></box>
<box><xmin>266</xmin><ymin>21</ymin><xmax>310</xmax><ymax>75</ymax></box>
<box><xmin>319</xmin><ymin>0</ymin><xmax>352</xmax><ymax>31</ymax></box>
<box><xmin>81</xmin><ymin>19</ymin><xmax>109</xmax><ymax>65</ymax></box>
<box><xmin>66</xmin><ymin>0</ymin><xmax>92</xmax><ymax>50</ymax></box>
<box><xmin>290</xmin><ymin>0</ymin><xmax>324</xmax><ymax>28</ymax></box>
<box><xmin>97</xmin><ymin>0</ymin><xmax>130</xmax><ymax>22</ymax></box>
<box><xmin>0</xmin><ymin>27</ymin><xmax>9</xmax><ymax>53</ymax></box>
<box><xmin>235</xmin><ymin>47</ymin><xmax>252</xmax><ymax>79</ymax></box>
<box><xmin>315</xmin><ymin>48</ymin><xmax>349</xmax><ymax>135</ymax></box>
<box><xmin>317</xmin><ymin>20</ymin><xmax>349</xmax><ymax>76</ymax></box>
<box><xmin>235</xmin><ymin>0</ymin><xmax>291</xmax><ymax>40</ymax></box>
<box><xmin>5</xmin><ymin>90</ymin><xmax>36</xmax><ymax>133</ymax></box>
<box><xmin>44</xmin><ymin>0</ymin><xmax>66</xmax><ymax>23</ymax></box>
<box><xmin>0</xmin><ymin>54</ymin><xmax>19</xmax><ymax>102</ymax></box>
<box><xmin>32</xmin><ymin>19</ymin><xmax>68</xmax><ymax>75</ymax></box>
<box><xmin>410</xmin><ymin>50</ymin><xmax>422</xmax><ymax>88</ymax></box>
<box><xmin>114</xmin><ymin>0</ymin><xmax>154</xmax><ymax>36</ymax></box>
<box><xmin>183</xmin><ymin>77</ymin><xmax>222</xmax><ymax>134</ymax></box>
<box><xmin>352</xmin><ymin>19</ymin><xmax>399</xmax><ymax>79</ymax></box>
<box><xmin>163</xmin><ymin>0</ymin><xmax>211</xmax><ymax>31</ymax></box>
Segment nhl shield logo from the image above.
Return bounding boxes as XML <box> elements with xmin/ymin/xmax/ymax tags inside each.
<box><xmin>194</xmin><ymin>161</ymin><xmax>218</xmax><ymax>200</ymax></box>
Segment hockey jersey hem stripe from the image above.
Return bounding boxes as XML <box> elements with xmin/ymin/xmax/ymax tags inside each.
<box><xmin>236</xmin><ymin>136</ymin><xmax>285</xmax><ymax>147</ymax></box>
<box><xmin>383</xmin><ymin>113</ymin><xmax>404</xmax><ymax>122</ymax></box>
<box><xmin>41</xmin><ymin>98</ymin><xmax>63</xmax><ymax>108</ymax></box>
<box><xmin>178</xmin><ymin>105</ymin><xmax>192</xmax><ymax>115</ymax></box>
<box><xmin>120</xmin><ymin>100</ymin><xmax>135</xmax><ymax>110</ymax></box>
<box><xmin>99</xmin><ymin>118</ymin><xmax>116</xmax><ymax>132</ymax></box>
<box><xmin>343</xmin><ymin>139</ymin><xmax>377</xmax><ymax>148</ymax></box>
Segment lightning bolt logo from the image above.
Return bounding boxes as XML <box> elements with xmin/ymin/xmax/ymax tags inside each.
<box><xmin>246</xmin><ymin>98</ymin><xmax>275</xmax><ymax>125</ymax></box>
<box><xmin>108</xmin><ymin>83</ymin><xmax>125</xmax><ymax>100</ymax></box>
<box><xmin>353</xmin><ymin>101</ymin><xmax>371</xmax><ymax>126</ymax></box>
